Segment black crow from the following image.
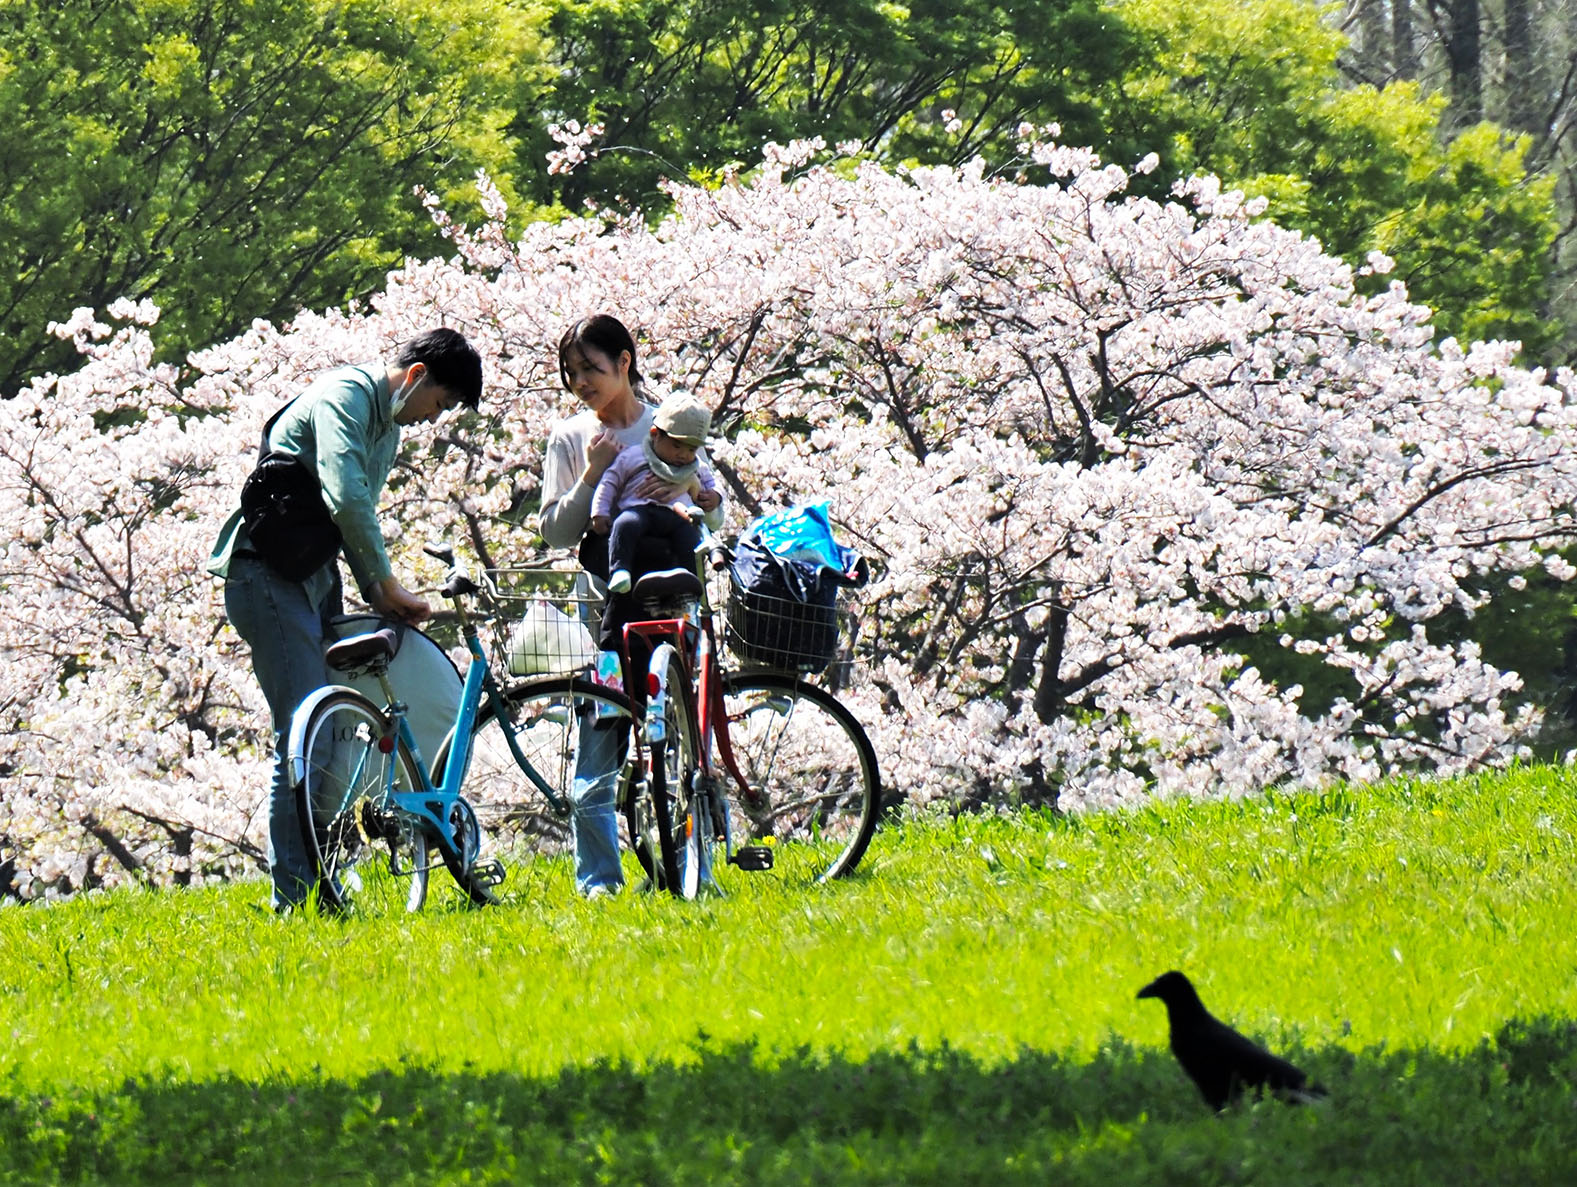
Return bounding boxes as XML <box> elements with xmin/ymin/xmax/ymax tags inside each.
<box><xmin>1137</xmin><ymin>969</ymin><xmax>1327</xmax><ymax>1110</ymax></box>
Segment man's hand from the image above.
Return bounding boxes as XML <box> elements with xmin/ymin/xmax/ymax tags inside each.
<box><xmin>368</xmin><ymin>577</ymin><xmax>431</xmax><ymax>624</ymax></box>
<box><xmin>590</xmin><ymin>514</ymin><xmax>612</xmax><ymax>535</ymax></box>
<box><xmin>695</xmin><ymin>488</ymin><xmax>722</xmax><ymax>513</ymax></box>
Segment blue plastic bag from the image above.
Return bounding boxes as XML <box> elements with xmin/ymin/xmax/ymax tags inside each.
<box><xmin>740</xmin><ymin>501</ymin><xmax>859</xmax><ymax>578</ymax></box>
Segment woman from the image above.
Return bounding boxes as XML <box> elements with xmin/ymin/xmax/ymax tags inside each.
<box><xmin>538</xmin><ymin>314</ymin><xmax>657</xmax><ymax>897</ymax></box>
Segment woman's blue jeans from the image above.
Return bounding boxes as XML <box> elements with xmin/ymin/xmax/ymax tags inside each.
<box><xmin>223</xmin><ymin>555</ymin><xmax>341</xmax><ymax>910</ymax></box>
<box><xmin>571</xmin><ymin>713</ymin><xmax>627</xmax><ymax>894</ymax></box>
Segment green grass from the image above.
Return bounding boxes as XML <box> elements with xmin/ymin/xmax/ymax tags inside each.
<box><xmin>4</xmin><ymin>766</ymin><xmax>1577</xmax><ymax>1183</ymax></box>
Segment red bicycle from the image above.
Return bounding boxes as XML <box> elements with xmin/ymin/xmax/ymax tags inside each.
<box><xmin>614</xmin><ymin>519</ymin><xmax>882</xmax><ymax>898</ymax></box>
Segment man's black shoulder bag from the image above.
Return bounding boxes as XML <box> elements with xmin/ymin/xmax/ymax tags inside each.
<box><xmin>239</xmin><ymin>398</ymin><xmax>343</xmax><ymax>582</ymax></box>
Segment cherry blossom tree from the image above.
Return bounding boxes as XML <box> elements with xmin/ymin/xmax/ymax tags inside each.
<box><xmin>3</xmin><ymin>131</ymin><xmax>1574</xmax><ymax>900</ymax></box>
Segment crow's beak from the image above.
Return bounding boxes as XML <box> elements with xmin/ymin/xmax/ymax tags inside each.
<box><xmin>1137</xmin><ymin>980</ymin><xmax>1159</xmax><ymax>1000</ymax></box>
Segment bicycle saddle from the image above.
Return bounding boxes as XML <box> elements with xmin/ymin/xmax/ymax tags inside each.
<box><xmin>325</xmin><ymin>626</ymin><xmax>400</xmax><ymax>672</ymax></box>
<box><xmin>633</xmin><ymin>567</ymin><xmax>703</xmax><ymax>602</ymax></box>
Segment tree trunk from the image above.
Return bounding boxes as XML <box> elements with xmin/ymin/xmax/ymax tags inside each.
<box><xmin>1502</xmin><ymin>0</ymin><xmax>1541</xmax><ymax>136</ymax></box>
<box><xmin>1393</xmin><ymin>0</ymin><xmax>1418</xmax><ymax>78</ymax></box>
<box><xmin>1032</xmin><ymin>602</ymin><xmax>1070</xmax><ymax>724</ymax></box>
<box><xmin>1444</xmin><ymin>0</ymin><xmax>1483</xmax><ymax>125</ymax></box>
<box><xmin>82</xmin><ymin>814</ymin><xmax>142</xmax><ymax>877</ymax></box>
<box><xmin>1358</xmin><ymin>0</ymin><xmax>1389</xmax><ymax>77</ymax></box>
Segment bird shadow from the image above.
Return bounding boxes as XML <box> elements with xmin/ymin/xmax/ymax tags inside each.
<box><xmin>6</xmin><ymin>1017</ymin><xmax>1577</xmax><ymax>1184</ymax></box>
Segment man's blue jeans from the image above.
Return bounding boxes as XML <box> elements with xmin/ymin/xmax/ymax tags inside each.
<box><xmin>223</xmin><ymin>554</ymin><xmax>341</xmax><ymax>910</ymax></box>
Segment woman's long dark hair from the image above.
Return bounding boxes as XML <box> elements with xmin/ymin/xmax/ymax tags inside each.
<box><xmin>557</xmin><ymin>314</ymin><xmax>643</xmax><ymax>390</ymax></box>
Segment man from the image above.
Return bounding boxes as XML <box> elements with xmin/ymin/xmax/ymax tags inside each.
<box><xmin>209</xmin><ymin>327</ymin><xmax>484</xmax><ymax>912</ymax></box>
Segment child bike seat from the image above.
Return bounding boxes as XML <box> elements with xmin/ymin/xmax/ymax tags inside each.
<box><xmin>632</xmin><ymin>567</ymin><xmax>703</xmax><ymax>602</ymax></box>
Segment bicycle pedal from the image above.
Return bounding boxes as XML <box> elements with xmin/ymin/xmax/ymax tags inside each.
<box><xmin>728</xmin><ymin>845</ymin><xmax>774</xmax><ymax>872</ymax></box>
<box><xmin>471</xmin><ymin>858</ymin><xmax>507</xmax><ymax>887</ymax></box>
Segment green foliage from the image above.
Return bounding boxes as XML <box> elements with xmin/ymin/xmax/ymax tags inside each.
<box><xmin>1427</xmin><ymin>562</ymin><xmax>1577</xmax><ymax>756</ymax></box>
<box><xmin>1215</xmin><ymin>558</ymin><xmax>1577</xmax><ymax>771</ymax></box>
<box><xmin>0</xmin><ymin>0</ymin><xmax>545</xmax><ymax>392</ymax></box>
<box><xmin>1107</xmin><ymin>0</ymin><xmax>1560</xmax><ymax>359</ymax></box>
<box><xmin>1368</xmin><ymin>123</ymin><xmax>1559</xmax><ymax>353</ymax></box>
<box><xmin>5</xmin><ymin>766</ymin><xmax>1577</xmax><ymax>1181</ymax></box>
<box><xmin>524</xmin><ymin>0</ymin><xmax>1140</xmax><ymax>212</ymax></box>
<box><xmin>4</xmin><ymin>0</ymin><xmax>1559</xmax><ymax>394</ymax></box>
<box><xmin>521</xmin><ymin>0</ymin><xmax>1559</xmax><ymax>359</ymax></box>
<box><xmin>1108</xmin><ymin>0</ymin><xmax>1345</xmax><ymax>182</ymax></box>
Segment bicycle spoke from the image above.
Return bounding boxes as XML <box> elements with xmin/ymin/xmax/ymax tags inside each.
<box><xmin>296</xmin><ymin>691</ymin><xmax>430</xmax><ymax>914</ymax></box>
<box><xmin>721</xmin><ymin>675</ymin><xmax>881</xmax><ymax>884</ymax></box>
<box><xmin>436</xmin><ymin>677</ymin><xmax>633</xmax><ymax>871</ymax></box>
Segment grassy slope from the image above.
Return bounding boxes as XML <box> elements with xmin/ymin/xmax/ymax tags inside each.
<box><xmin>3</xmin><ymin>766</ymin><xmax>1577</xmax><ymax>1184</ymax></box>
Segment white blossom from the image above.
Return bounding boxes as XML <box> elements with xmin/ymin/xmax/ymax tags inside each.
<box><xmin>3</xmin><ymin>131</ymin><xmax>1574</xmax><ymax>897</ymax></box>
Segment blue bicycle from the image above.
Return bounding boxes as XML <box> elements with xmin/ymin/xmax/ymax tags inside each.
<box><xmin>286</xmin><ymin>544</ymin><xmax>526</xmax><ymax>912</ymax></box>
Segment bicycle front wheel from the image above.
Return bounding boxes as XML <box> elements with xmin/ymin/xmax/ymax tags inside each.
<box><xmin>295</xmin><ymin>690</ymin><xmax>431</xmax><ymax>914</ymax></box>
<box><xmin>434</xmin><ymin>676</ymin><xmax>634</xmax><ymax>863</ymax></box>
<box><xmin>721</xmin><ymin>674</ymin><xmax>882</xmax><ymax>884</ymax></box>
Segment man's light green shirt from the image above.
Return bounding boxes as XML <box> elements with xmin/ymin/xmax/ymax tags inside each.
<box><xmin>208</xmin><ymin>364</ymin><xmax>400</xmax><ymax>606</ymax></box>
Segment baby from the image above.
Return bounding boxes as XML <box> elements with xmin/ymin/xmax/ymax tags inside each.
<box><xmin>590</xmin><ymin>393</ymin><xmax>723</xmax><ymax>594</ymax></box>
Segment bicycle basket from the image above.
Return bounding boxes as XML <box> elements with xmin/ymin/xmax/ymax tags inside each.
<box><xmin>484</xmin><ymin>567</ymin><xmax>600</xmax><ymax>677</ymax></box>
<box><xmin>724</xmin><ymin>574</ymin><xmax>841</xmax><ymax>670</ymax></box>
<box><xmin>723</xmin><ymin>536</ymin><xmax>863</xmax><ymax>672</ymax></box>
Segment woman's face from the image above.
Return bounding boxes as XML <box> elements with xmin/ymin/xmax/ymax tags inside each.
<box><xmin>562</xmin><ymin>343</ymin><xmax>631</xmax><ymax>416</ymax></box>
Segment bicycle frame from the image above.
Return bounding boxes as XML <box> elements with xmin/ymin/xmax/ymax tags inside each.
<box><xmin>620</xmin><ymin>578</ymin><xmax>754</xmax><ymax>813</ymax></box>
<box><xmin>433</xmin><ymin>614</ymin><xmax>578</xmax><ymax>817</ymax></box>
<box><xmin>287</xmin><ymin>585</ymin><xmax>575</xmax><ymax>863</ymax></box>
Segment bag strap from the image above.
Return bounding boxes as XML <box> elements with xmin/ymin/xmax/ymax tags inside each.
<box><xmin>257</xmin><ymin>397</ymin><xmax>299</xmax><ymax>462</ymax></box>
<box><xmin>256</xmin><ymin>366</ymin><xmax>381</xmax><ymax>462</ymax></box>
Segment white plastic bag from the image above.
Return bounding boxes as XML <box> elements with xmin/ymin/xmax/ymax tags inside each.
<box><xmin>507</xmin><ymin>599</ymin><xmax>595</xmax><ymax>676</ymax></box>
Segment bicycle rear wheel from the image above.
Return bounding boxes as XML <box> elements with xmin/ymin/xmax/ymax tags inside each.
<box><xmin>721</xmin><ymin>674</ymin><xmax>882</xmax><ymax>884</ymax></box>
<box><xmin>295</xmin><ymin>690</ymin><xmax>431</xmax><ymax>914</ymax></box>
<box><xmin>433</xmin><ymin>676</ymin><xmax>634</xmax><ymax>865</ymax></box>
<box><xmin>625</xmin><ymin>644</ymin><xmax>694</xmax><ymax>896</ymax></box>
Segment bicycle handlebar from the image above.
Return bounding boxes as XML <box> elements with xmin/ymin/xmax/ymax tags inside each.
<box><xmin>422</xmin><ymin>541</ymin><xmax>481</xmax><ymax>603</ymax></box>
<box><xmin>686</xmin><ymin>508</ymin><xmax>733</xmax><ymax>574</ymax></box>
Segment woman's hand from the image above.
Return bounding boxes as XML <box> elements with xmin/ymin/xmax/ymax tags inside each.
<box><xmin>631</xmin><ymin>471</ymin><xmax>685</xmax><ymax>503</ymax></box>
<box><xmin>582</xmin><ymin>430</ymin><xmax>622</xmax><ymax>483</ymax></box>
<box><xmin>368</xmin><ymin>577</ymin><xmax>431</xmax><ymax>624</ymax></box>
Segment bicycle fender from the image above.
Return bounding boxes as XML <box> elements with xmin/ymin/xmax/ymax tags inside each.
<box><xmin>645</xmin><ymin>642</ymin><xmax>682</xmax><ymax>746</ymax></box>
<box><xmin>285</xmin><ymin>684</ymin><xmax>372</xmax><ymax>785</ymax></box>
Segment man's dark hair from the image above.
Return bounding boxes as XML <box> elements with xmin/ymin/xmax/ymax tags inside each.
<box><xmin>558</xmin><ymin>314</ymin><xmax>643</xmax><ymax>390</ymax></box>
<box><xmin>398</xmin><ymin>327</ymin><xmax>484</xmax><ymax>409</ymax></box>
